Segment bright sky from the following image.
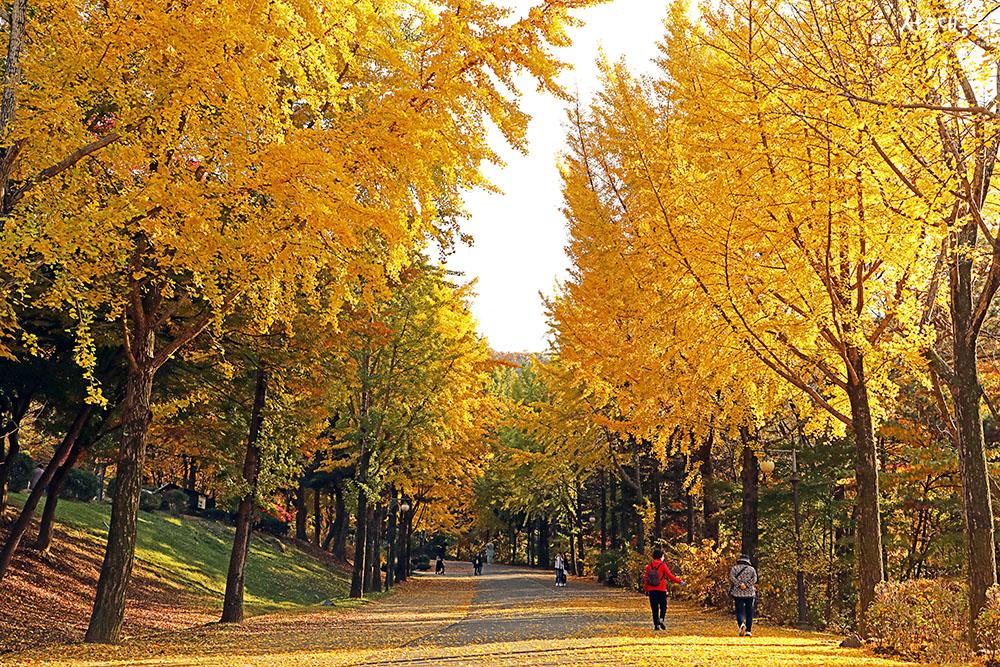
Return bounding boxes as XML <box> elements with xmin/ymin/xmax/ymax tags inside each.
<box><xmin>443</xmin><ymin>0</ymin><xmax>669</xmax><ymax>354</ymax></box>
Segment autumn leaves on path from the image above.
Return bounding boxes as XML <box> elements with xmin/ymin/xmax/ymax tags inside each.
<box><xmin>3</xmin><ymin>564</ymin><xmax>916</xmax><ymax>667</ymax></box>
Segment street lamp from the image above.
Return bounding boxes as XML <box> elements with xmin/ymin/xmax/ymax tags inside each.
<box><xmin>400</xmin><ymin>501</ymin><xmax>411</xmax><ymax>513</ymax></box>
<box><xmin>761</xmin><ymin>448</ymin><xmax>808</xmax><ymax>628</ymax></box>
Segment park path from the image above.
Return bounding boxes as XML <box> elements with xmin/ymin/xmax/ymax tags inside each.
<box><xmin>2</xmin><ymin>562</ymin><xmax>917</xmax><ymax>667</ymax></box>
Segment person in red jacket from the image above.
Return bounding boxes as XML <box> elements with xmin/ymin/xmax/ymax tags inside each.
<box><xmin>643</xmin><ymin>547</ymin><xmax>685</xmax><ymax>630</ymax></box>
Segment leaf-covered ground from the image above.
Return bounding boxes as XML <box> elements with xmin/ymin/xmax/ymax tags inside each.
<box><xmin>2</xmin><ymin>562</ymin><xmax>925</xmax><ymax>666</ymax></box>
<box><xmin>0</xmin><ymin>494</ymin><xmax>350</xmax><ymax>653</ymax></box>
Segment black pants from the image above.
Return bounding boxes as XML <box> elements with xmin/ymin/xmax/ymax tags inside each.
<box><xmin>648</xmin><ymin>591</ymin><xmax>667</xmax><ymax>626</ymax></box>
<box><xmin>734</xmin><ymin>596</ymin><xmax>754</xmax><ymax>632</ymax></box>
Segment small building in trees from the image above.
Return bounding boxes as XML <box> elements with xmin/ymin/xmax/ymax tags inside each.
<box><xmin>154</xmin><ymin>483</ymin><xmax>216</xmax><ymax>513</ymax></box>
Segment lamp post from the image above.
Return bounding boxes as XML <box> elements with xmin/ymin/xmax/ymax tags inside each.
<box><xmin>760</xmin><ymin>448</ymin><xmax>808</xmax><ymax>628</ymax></box>
<box><xmin>396</xmin><ymin>500</ymin><xmax>411</xmax><ymax>581</ymax></box>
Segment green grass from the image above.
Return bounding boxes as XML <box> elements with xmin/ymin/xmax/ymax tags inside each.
<box><xmin>9</xmin><ymin>492</ymin><xmax>350</xmax><ymax>614</ymax></box>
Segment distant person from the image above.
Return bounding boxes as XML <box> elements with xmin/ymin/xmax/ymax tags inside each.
<box><xmin>435</xmin><ymin>555</ymin><xmax>445</xmax><ymax>575</ymax></box>
<box><xmin>28</xmin><ymin>465</ymin><xmax>45</xmax><ymax>492</ymax></box>
<box><xmin>473</xmin><ymin>553</ymin><xmax>483</xmax><ymax>575</ymax></box>
<box><xmin>730</xmin><ymin>554</ymin><xmax>758</xmax><ymax>636</ymax></box>
<box><xmin>554</xmin><ymin>552</ymin><xmax>567</xmax><ymax>587</ymax></box>
<box><xmin>644</xmin><ymin>547</ymin><xmax>684</xmax><ymax>631</ymax></box>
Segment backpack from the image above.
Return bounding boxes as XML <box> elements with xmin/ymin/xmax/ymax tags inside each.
<box><xmin>645</xmin><ymin>562</ymin><xmax>664</xmax><ymax>588</ymax></box>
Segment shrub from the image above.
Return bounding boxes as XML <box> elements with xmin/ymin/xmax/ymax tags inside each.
<box><xmin>60</xmin><ymin>468</ymin><xmax>100</xmax><ymax>502</ymax></box>
<box><xmin>752</xmin><ymin>526</ymin><xmax>843</xmax><ymax>628</ymax></box>
<box><xmin>161</xmin><ymin>488</ymin><xmax>188</xmax><ymax>515</ymax></box>
<box><xmin>255</xmin><ymin>513</ymin><xmax>289</xmax><ymax>537</ymax></box>
<box><xmin>595</xmin><ymin>550</ymin><xmax>627</xmax><ymax>586</ymax></box>
<box><xmin>976</xmin><ymin>585</ymin><xmax>1000</xmax><ymax>666</ymax></box>
<box><xmin>8</xmin><ymin>452</ymin><xmax>34</xmax><ymax>493</ymax></box>
<box><xmin>596</xmin><ymin>548</ymin><xmax>675</xmax><ymax>593</ymax></box>
<box><xmin>139</xmin><ymin>490</ymin><xmax>161</xmax><ymax>512</ymax></box>
<box><xmin>202</xmin><ymin>507</ymin><xmax>235</xmax><ymax>524</ymax></box>
<box><xmin>414</xmin><ymin>555</ymin><xmax>431</xmax><ymax>571</ymax></box>
<box><xmin>668</xmin><ymin>539</ymin><xmax>734</xmax><ymax>608</ymax></box>
<box><xmin>620</xmin><ymin>549</ymin><xmax>649</xmax><ymax>593</ymax></box>
<box><xmin>867</xmin><ymin>579</ymin><xmax>970</xmax><ymax>664</ymax></box>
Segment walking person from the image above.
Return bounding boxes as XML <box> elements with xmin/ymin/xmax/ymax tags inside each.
<box><xmin>435</xmin><ymin>554</ymin><xmax>445</xmax><ymax>575</ymax></box>
<box><xmin>644</xmin><ymin>547</ymin><xmax>685</xmax><ymax>631</ymax></box>
<box><xmin>554</xmin><ymin>552</ymin><xmax>566</xmax><ymax>587</ymax></box>
<box><xmin>730</xmin><ymin>554</ymin><xmax>758</xmax><ymax>636</ymax></box>
<box><xmin>473</xmin><ymin>552</ymin><xmax>483</xmax><ymax>576</ymax></box>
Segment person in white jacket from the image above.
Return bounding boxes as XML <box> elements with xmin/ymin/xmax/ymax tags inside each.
<box><xmin>554</xmin><ymin>553</ymin><xmax>566</xmax><ymax>587</ymax></box>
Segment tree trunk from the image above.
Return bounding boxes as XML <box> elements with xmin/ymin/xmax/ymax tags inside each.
<box><xmin>0</xmin><ymin>402</ymin><xmax>94</xmax><ymax>580</ymax></box>
<box><xmin>364</xmin><ymin>505</ymin><xmax>380</xmax><ymax>593</ymax></box>
<box><xmin>600</xmin><ymin>471</ymin><xmax>607</xmax><ymax>550</ymax></box>
<box><xmin>395</xmin><ymin>507</ymin><xmax>409</xmax><ymax>582</ymax></box>
<box><xmin>0</xmin><ymin>0</ymin><xmax>28</xmax><ymax>209</ymax></box>
<box><xmin>653</xmin><ymin>456</ymin><xmax>663</xmax><ymax>541</ymax></box>
<box><xmin>96</xmin><ymin>464</ymin><xmax>107</xmax><ymax>502</ymax></box>
<box><xmin>700</xmin><ymin>429</ymin><xmax>719</xmax><ymax>543</ymax></box>
<box><xmin>372</xmin><ymin>505</ymin><xmax>383</xmax><ymax>591</ymax></box>
<box><xmin>313</xmin><ymin>487</ymin><xmax>322</xmax><ymax>546</ymax></box>
<box><xmin>686</xmin><ymin>491</ymin><xmax>695</xmax><ymax>544</ymax></box>
<box><xmin>0</xmin><ymin>429</ymin><xmax>19</xmax><ymax>516</ymax></box>
<box><xmin>332</xmin><ymin>484</ymin><xmax>348</xmax><ymax>561</ymax></box>
<box><xmin>527</xmin><ymin>518</ymin><xmax>535</xmax><ymax>566</ymax></box>
<box><xmin>947</xmin><ymin>235</ymin><xmax>999</xmax><ymax>641</ymax></box>
<box><xmin>322</xmin><ymin>481</ymin><xmax>343</xmax><ymax>551</ymax></box>
<box><xmin>0</xmin><ymin>394</ymin><xmax>31</xmax><ymax>516</ymax></box>
<box><xmin>403</xmin><ymin>511</ymin><xmax>413</xmax><ymax>579</ymax></box>
<box><xmin>739</xmin><ymin>429</ymin><xmax>759</xmax><ymax>565</ymax></box>
<box><xmin>384</xmin><ymin>491</ymin><xmax>397</xmax><ymax>591</ymax></box>
<box><xmin>844</xmin><ymin>348</ymin><xmax>885</xmax><ymax>634</ymax></box>
<box><xmin>568</xmin><ymin>519</ymin><xmax>577</xmax><ymax>576</ymax></box>
<box><xmin>221</xmin><ymin>367</ymin><xmax>267</xmax><ymax>623</ymax></box>
<box><xmin>86</xmin><ymin>325</ymin><xmax>157</xmax><ymax>643</ymax></box>
<box><xmin>575</xmin><ymin>486</ymin><xmax>585</xmax><ymax>575</ymax></box>
<box><xmin>537</xmin><ymin>517</ymin><xmax>550</xmax><ymax>567</ymax></box>
<box><xmin>610</xmin><ymin>476</ymin><xmax>619</xmax><ymax>549</ymax></box>
<box><xmin>294</xmin><ymin>477</ymin><xmax>307</xmax><ymax>541</ymax></box>
<box><xmin>633</xmin><ymin>451</ymin><xmax>646</xmax><ymax>551</ymax></box>
<box><xmin>349</xmin><ymin>453</ymin><xmax>370</xmax><ymax>598</ymax></box>
<box><xmin>35</xmin><ymin>433</ymin><xmax>92</xmax><ymax>554</ymax></box>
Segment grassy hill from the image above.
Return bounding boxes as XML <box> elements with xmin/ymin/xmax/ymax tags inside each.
<box><xmin>1</xmin><ymin>493</ymin><xmax>352</xmax><ymax>652</ymax></box>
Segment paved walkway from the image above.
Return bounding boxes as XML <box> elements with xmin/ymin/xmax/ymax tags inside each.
<box><xmin>3</xmin><ymin>562</ymin><xmax>916</xmax><ymax>666</ymax></box>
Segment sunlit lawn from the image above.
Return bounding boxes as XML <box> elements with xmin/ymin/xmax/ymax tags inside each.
<box><xmin>8</xmin><ymin>492</ymin><xmax>350</xmax><ymax>613</ymax></box>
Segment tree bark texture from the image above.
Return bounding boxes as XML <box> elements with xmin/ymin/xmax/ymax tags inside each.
<box><xmin>221</xmin><ymin>367</ymin><xmax>268</xmax><ymax>623</ymax></box>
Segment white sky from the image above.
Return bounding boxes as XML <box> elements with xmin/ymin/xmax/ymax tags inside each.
<box><xmin>444</xmin><ymin>0</ymin><xmax>669</xmax><ymax>354</ymax></box>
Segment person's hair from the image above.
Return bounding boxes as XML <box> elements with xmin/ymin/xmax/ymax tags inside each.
<box><xmin>652</xmin><ymin>548</ymin><xmax>663</xmax><ymax>559</ymax></box>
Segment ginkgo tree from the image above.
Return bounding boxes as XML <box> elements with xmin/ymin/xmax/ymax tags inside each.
<box><xmin>324</xmin><ymin>257</ymin><xmax>493</xmax><ymax>598</ymax></box>
<box><xmin>740</xmin><ymin>0</ymin><xmax>1000</xmax><ymax>636</ymax></box>
<box><xmin>1</xmin><ymin>0</ymin><xmax>600</xmax><ymax>643</ymax></box>
<box><xmin>549</xmin><ymin>0</ymin><xmax>949</xmax><ymax>630</ymax></box>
